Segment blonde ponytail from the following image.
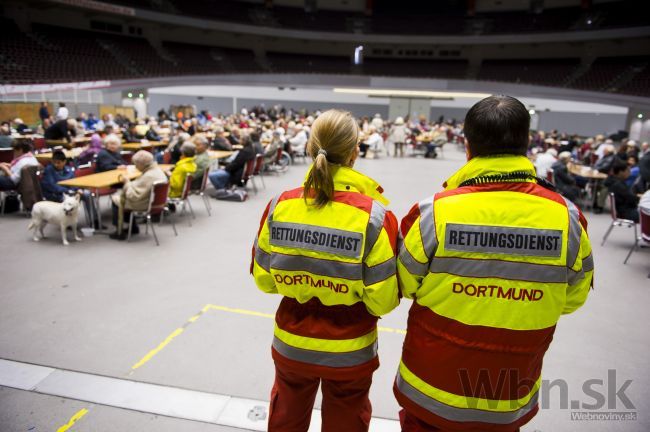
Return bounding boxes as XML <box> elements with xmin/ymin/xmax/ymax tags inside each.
<box><xmin>303</xmin><ymin>110</ymin><xmax>359</xmax><ymax>208</ymax></box>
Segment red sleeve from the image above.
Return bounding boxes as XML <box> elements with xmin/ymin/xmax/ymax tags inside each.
<box><xmin>383</xmin><ymin>210</ymin><xmax>399</xmax><ymax>255</ymax></box>
<box><xmin>400</xmin><ymin>203</ymin><xmax>420</xmax><ymax>238</ymax></box>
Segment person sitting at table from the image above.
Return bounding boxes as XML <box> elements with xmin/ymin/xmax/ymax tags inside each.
<box><xmin>595</xmin><ymin>144</ymin><xmax>616</xmax><ymax>173</ymax></box>
<box><xmin>360</xmin><ymin>126</ymin><xmax>384</xmax><ymax>158</ymax></box>
<box><xmin>263</xmin><ymin>129</ymin><xmax>283</xmax><ymax>166</ymax></box>
<box><xmin>145</xmin><ymin>123</ymin><xmax>161</xmax><ymax>142</ymax></box>
<box><xmin>287</xmin><ymin>124</ymin><xmax>308</xmax><ymax>156</ymax></box>
<box><xmin>77</xmin><ymin>133</ymin><xmax>103</xmax><ymax>166</ymax></box>
<box><xmin>13</xmin><ymin>118</ymin><xmax>29</xmax><ymax>134</ymax></box>
<box><xmin>40</xmin><ymin>150</ymin><xmax>98</xmax><ymax>226</ymax></box>
<box><xmin>96</xmin><ymin>134</ymin><xmax>125</xmax><ymax>172</ymax></box>
<box><xmin>0</xmin><ymin>123</ymin><xmax>12</xmax><ymax>148</ymax></box>
<box><xmin>604</xmin><ymin>159</ymin><xmax>639</xmax><ymax>222</ymax></box>
<box><xmin>44</xmin><ymin>118</ymin><xmax>75</xmax><ymax>144</ymax></box>
<box><xmin>122</xmin><ymin>123</ymin><xmax>141</xmax><ymax>143</ymax></box>
<box><xmin>212</xmin><ymin>127</ymin><xmax>232</xmax><ymax>151</ymax></box>
<box><xmin>109</xmin><ymin>150</ymin><xmax>167</xmax><ymax>240</ymax></box>
<box><xmin>191</xmin><ymin>136</ymin><xmax>210</xmax><ymax>189</ymax></box>
<box><xmin>227</xmin><ymin>127</ymin><xmax>241</xmax><ymax>147</ymax></box>
<box><xmin>551</xmin><ymin>151</ymin><xmax>581</xmax><ymax>202</ymax></box>
<box><xmin>166</xmin><ymin>142</ymin><xmax>197</xmax><ymax>198</ymax></box>
<box><xmin>625</xmin><ymin>155</ymin><xmax>640</xmax><ymax>188</ymax></box>
<box><xmin>0</xmin><ymin>141</ymin><xmax>39</xmax><ymax>191</ymax></box>
<box><xmin>208</xmin><ymin>134</ymin><xmax>255</xmax><ymax>191</ymax></box>
<box><xmin>534</xmin><ymin>147</ymin><xmax>557</xmax><ymax>178</ymax></box>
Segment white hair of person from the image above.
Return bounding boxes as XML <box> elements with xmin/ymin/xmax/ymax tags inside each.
<box><xmin>104</xmin><ymin>133</ymin><xmax>121</xmax><ymax>147</ymax></box>
<box><xmin>546</xmin><ymin>148</ymin><xmax>558</xmax><ymax>157</ymax></box>
<box><xmin>132</xmin><ymin>150</ymin><xmax>154</xmax><ymax>168</ymax></box>
<box><xmin>180</xmin><ymin>142</ymin><xmax>196</xmax><ymax>157</ymax></box>
<box><xmin>558</xmin><ymin>151</ymin><xmax>572</xmax><ymax>162</ymax></box>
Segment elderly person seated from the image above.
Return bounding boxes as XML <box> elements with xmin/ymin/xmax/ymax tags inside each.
<box><xmin>212</xmin><ymin>127</ymin><xmax>232</xmax><ymax>151</ymax></box>
<box><xmin>360</xmin><ymin>126</ymin><xmax>384</xmax><ymax>158</ymax></box>
<box><xmin>97</xmin><ymin>134</ymin><xmax>126</xmax><ymax>172</ymax></box>
<box><xmin>0</xmin><ymin>141</ymin><xmax>39</xmax><ymax>191</ymax></box>
<box><xmin>551</xmin><ymin>151</ymin><xmax>581</xmax><ymax>202</ymax></box>
<box><xmin>191</xmin><ymin>136</ymin><xmax>210</xmax><ymax>189</ymax></box>
<box><xmin>604</xmin><ymin>159</ymin><xmax>639</xmax><ymax>222</ymax></box>
<box><xmin>109</xmin><ymin>150</ymin><xmax>167</xmax><ymax>240</ymax></box>
<box><xmin>287</xmin><ymin>124</ymin><xmax>307</xmax><ymax>156</ymax></box>
<box><xmin>166</xmin><ymin>142</ymin><xmax>197</xmax><ymax>198</ymax></box>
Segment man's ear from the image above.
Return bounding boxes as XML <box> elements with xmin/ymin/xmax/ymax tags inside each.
<box><xmin>465</xmin><ymin>141</ymin><xmax>473</xmax><ymax>161</ymax></box>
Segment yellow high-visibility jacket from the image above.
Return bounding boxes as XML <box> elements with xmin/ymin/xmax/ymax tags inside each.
<box><xmin>395</xmin><ymin>155</ymin><xmax>593</xmax><ymax>431</ymax></box>
<box><xmin>252</xmin><ymin>165</ymin><xmax>399</xmax><ymax>379</ymax></box>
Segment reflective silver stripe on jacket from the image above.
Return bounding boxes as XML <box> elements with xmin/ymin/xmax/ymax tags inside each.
<box><xmin>363</xmin><ymin>258</ymin><xmax>396</xmax><ymax>285</ymax></box>
<box><xmin>273</xmin><ymin>337</ymin><xmax>378</xmax><ymax>367</ymax></box>
<box><xmin>364</xmin><ymin>200</ymin><xmax>387</xmax><ymax>260</ymax></box>
<box><xmin>418</xmin><ymin>199</ymin><xmax>437</xmax><ymax>259</ymax></box>
<box><xmin>398</xmin><ymin>245</ymin><xmax>429</xmax><ymax>277</ymax></box>
<box><xmin>271</xmin><ymin>253</ymin><xmax>362</xmax><ymax>280</ymax></box>
<box><xmin>583</xmin><ymin>253</ymin><xmax>594</xmax><ymax>272</ymax></box>
<box><xmin>266</xmin><ymin>194</ymin><xmax>281</xmax><ymax>224</ymax></box>
<box><xmin>255</xmin><ymin>245</ymin><xmax>271</xmax><ymax>272</ymax></box>
<box><xmin>430</xmin><ymin>257</ymin><xmax>567</xmax><ymax>283</ymax></box>
<box><xmin>562</xmin><ymin>197</ymin><xmax>582</xmax><ymax>270</ymax></box>
<box><xmin>395</xmin><ymin>372</ymin><xmax>538</xmax><ymax>424</ymax></box>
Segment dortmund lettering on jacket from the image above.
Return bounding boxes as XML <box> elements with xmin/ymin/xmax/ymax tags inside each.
<box><xmin>269</xmin><ymin>221</ymin><xmax>363</xmax><ymax>258</ymax></box>
<box><xmin>445</xmin><ymin>223</ymin><xmax>562</xmax><ymax>257</ymax></box>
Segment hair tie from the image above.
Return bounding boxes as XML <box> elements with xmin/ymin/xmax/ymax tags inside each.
<box><xmin>317</xmin><ymin>149</ymin><xmax>327</xmax><ymax>157</ymax></box>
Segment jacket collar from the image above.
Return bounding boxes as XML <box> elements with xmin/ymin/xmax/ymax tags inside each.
<box><xmin>304</xmin><ymin>164</ymin><xmax>389</xmax><ymax>205</ymax></box>
<box><xmin>444</xmin><ymin>154</ymin><xmax>537</xmax><ymax>190</ymax></box>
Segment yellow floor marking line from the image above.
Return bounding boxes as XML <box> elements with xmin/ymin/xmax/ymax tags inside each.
<box><xmin>56</xmin><ymin>408</ymin><xmax>88</xmax><ymax>432</ymax></box>
<box><xmin>131</xmin><ymin>307</ymin><xmax>209</xmax><ymax>371</ymax></box>
<box><xmin>205</xmin><ymin>304</ymin><xmax>407</xmax><ymax>335</ymax></box>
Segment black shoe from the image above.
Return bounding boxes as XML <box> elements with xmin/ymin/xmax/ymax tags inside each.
<box><xmin>130</xmin><ymin>225</ymin><xmax>140</xmax><ymax>235</ymax></box>
<box><xmin>109</xmin><ymin>231</ymin><xmax>127</xmax><ymax>240</ymax></box>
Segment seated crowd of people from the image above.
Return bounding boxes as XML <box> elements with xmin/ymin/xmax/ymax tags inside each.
<box><xmin>530</xmin><ymin>131</ymin><xmax>650</xmax><ymax>222</ymax></box>
<box><xmin>2</xmin><ymin>102</ymin><xmax>649</xmax><ymax>242</ymax></box>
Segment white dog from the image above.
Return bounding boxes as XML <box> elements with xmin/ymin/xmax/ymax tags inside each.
<box><xmin>28</xmin><ymin>193</ymin><xmax>82</xmax><ymax>246</ymax></box>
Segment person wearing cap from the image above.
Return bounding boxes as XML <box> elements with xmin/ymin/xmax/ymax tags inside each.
<box><xmin>251</xmin><ymin>109</ymin><xmax>399</xmax><ymax>431</ymax></box>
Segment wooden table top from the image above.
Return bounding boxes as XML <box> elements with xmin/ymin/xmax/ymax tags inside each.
<box><xmin>58</xmin><ymin>164</ymin><xmax>173</xmax><ymax>189</ymax></box>
<box><xmin>36</xmin><ymin>148</ymin><xmax>83</xmax><ymax>160</ymax></box>
<box><xmin>122</xmin><ymin>141</ymin><xmax>168</xmax><ymax>151</ymax></box>
<box><xmin>208</xmin><ymin>150</ymin><xmax>234</xmax><ymax>160</ymax></box>
<box><xmin>568</xmin><ymin>163</ymin><xmax>607</xmax><ymax>180</ymax></box>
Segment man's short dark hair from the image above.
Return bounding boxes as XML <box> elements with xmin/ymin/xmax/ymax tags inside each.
<box><xmin>250</xmin><ymin>131</ymin><xmax>261</xmax><ymax>142</ymax></box>
<box><xmin>12</xmin><ymin>140</ymin><xmax>32</xmax><ymax>153</ymax></box>
<box><xmin>612</xmin><ymin>159</ymin><xmax>629</xmax><ymax>175</ymax></box>
<box><xmin>52</xmin><ymin>150</ymin><xmax>67</xmax><ymax>162</ymax></box>
<box><xmin>464</xmin><ymin>95</ymin><xmax>530</xmax><ymax>157</ymax></box>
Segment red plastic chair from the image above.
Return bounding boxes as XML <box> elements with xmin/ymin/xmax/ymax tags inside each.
<box><xmin>251</xmin><ymin>153</ymin><xmax>266</xmax><ymax>189</ymax></box>
<box><xmin>546</xmin><ymin>170</ymin><xmax>554</xmax><ymax>184</ymax></box>
<box><xmin>241</xmin><ymin>158</ymin><xmax>257</xmax><ymax>193</ymax></box>
<box><xmin>0</xmin><ymin>148</ymin><xmax>13</xmax><ymax>164</ymax></box>
<box><xmin>74</xmin><ymin>163</ymin><xmax>96</xmax><ymax>177</ymax></box>
<box><xmin>602</xmin><ymin>193</ymin><xmax>636</xmax><ymax>246</ymax></box>
<box><xmin>33</xmin><ymin>138</ymin><xmax>47</xmax><ymax>153</ymax></box>
<box><xmin>127</xmin><ymin>181</ymin><xmax>177</xmax><ymax>246</ymax></box>
<box><xmin>121</xmin><ymin>151</ymin><xmax>133</xmax><ymax>164</ymax></box>
<box><xmin>168</xmin><ymin>174</ymin><xmax>195</xmax><ymax>226</ymax></box>
<box><xmin>162</xmin><ymin>151</ymin><xmax>171</xmax><ymax>164</ymax></box>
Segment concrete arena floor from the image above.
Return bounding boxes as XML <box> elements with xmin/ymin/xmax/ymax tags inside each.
<box><xmin>0</xmin><ymin>145</ymin><xmax>648</xmax><ymax>432</ymax></box>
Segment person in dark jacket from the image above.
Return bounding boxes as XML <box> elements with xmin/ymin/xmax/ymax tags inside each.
<box><xmin>44</xmin><ymin>118</ymin><xmax>74</xmax><ymax>143</ymax></box>
<box><xmin>122</xmin><ymin>123</ymin><xmax>141</xmax><ymax>143</ymax></box>
<box><xmin>96</xmin><ymin>134</ymin><xmax>125</xmax><ymax>172</ymax></box>
<box><xmin>551</xmin><ymin>151</ymin><xmax>581</xmax><ymax>202</ymax></box>
<box><xmin>39</xmin><ymin>102</ymin><xmax>50</xmax><ymax>122</ymax></box>
<box><xmin>41</xmin><ymin>150</ymin><xmax>98</xmax><ymax>226</ymax></box>
<box><xmin>208</xmin><ymin>134</ymin><xmax>255</xmax><ymax>190</ymax></box>
<box><xmin>604</xmin><ymin>159</ymin><xmax>639</xmax><ymax>222</ymax></box>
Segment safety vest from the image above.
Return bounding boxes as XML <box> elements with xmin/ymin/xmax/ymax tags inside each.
<box><xmin>395</xmin><ymin>155</ymin><xmax>593</xmax><ymax>431</ymax></box>
<box><xmin>252</xmin><ymin>165</ymin><xmax>399</xmax><ymax>380</ymax></box>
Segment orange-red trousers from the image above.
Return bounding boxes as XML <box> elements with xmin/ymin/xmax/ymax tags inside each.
<box><xmin>268</xmin><ymin>363</ymin><xmax>373</xmax><ymax>432</ymax></box>
<box><xmin>400</xmin><ymin>410</ymin><xmax>521</xmax><ymax>432</ymax></box>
